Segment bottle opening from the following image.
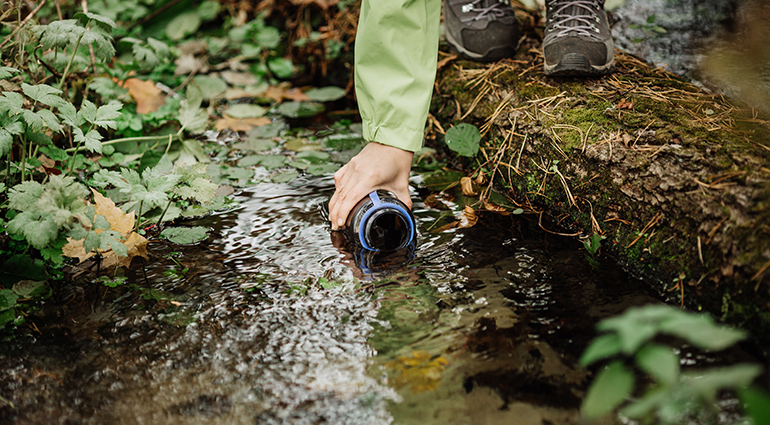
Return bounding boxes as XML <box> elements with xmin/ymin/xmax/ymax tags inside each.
<box><xmin>363</xmin><ymin>208</ymin><xmax>410</xmax><ymax>251</ymax></box>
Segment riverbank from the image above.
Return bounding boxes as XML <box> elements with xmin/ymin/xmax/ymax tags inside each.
<box><xmin>429</xmin><ymin>35</ymin><xmax>770</xmax><ymax>350</ymax></box>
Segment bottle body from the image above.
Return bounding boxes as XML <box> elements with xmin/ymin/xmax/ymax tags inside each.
<box><xmin>345</xmin><ymin>190</ymin><xmax>416</xmax><ymax>252</ymax></box>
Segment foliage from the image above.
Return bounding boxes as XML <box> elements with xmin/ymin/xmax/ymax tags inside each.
<box><xmin>580</xmin><ymin>304</ymin><xmax>767</xmax><ymax>424</ymax></box>
<box><xmin>444</xmin><ymin>123</ymin><xmax>481</xmax><ymax>157</ymax></box>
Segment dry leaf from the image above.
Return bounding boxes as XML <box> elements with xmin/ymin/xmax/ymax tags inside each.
<box><xmin>483</xmin><ymin>201</ymin><xmax>508</xmax><ymax>213</ymax></box>
<box><xmin>220</xmin><ymin>70</ymin><xmax>259</xmax><ymax>86</ymax></box>
<box><xmin>262</xmin><ymin>83</ymin><xmax>311</xmax><ymax>103</ymax></box>
<box><xmin>120</xmin><ymin>78</ymin><xmax>165</xmax><ymax>114</ymax></box>
<box><xmin>62</xmin><ymin>190</ymin><xmax>149</xmax><ymax>268</ymax></box>
<box><xmin>616</xmin><ymin>98</ymin><xmax>634</xmax><ymax>110</ymax></box>
<box><xmin>215</xmin><ymin>116</ymin><xmax>271</xmax><ymax>132</ymax></box>
<box><xmin>460</xmin><ymin>176</ymin><xmax>478</xmax><ymax>196</ymax></box>
<box><xmin>174</xmin><ymin>54</ymin><xmax>204</xmax><ymax>75</ymax></box>
<box><xmin>458</xmin><ymin>205</ymin><xmax>478</xmax><ymax>228</ymax></box>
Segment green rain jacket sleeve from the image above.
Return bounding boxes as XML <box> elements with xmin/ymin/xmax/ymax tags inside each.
<box><xmin>354</xmin><ymin>0</ymin><xmax>441</xmax><ymax>153</ymax></box>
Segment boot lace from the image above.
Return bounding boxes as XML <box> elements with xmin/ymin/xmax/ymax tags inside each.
<box><xmin>545</xmin><ymin>0</ymin><xmax>605</xmax><ymax>42</ymax></box>
<box><xmin>453</xmin><ymin>0</ymin><xmax>514</xmax><ymax>22</ymax></box>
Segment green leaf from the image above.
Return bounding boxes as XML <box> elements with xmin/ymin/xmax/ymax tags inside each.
<box><xmin>658</xmin><ymin>312</ymin><xmax>746</xmax><ymax>351</ymax></box>
<box><xmin>580</xmin><ymin>333</ymin><xmax>622</xmax><ymax>367</ymax></box>
<box><xmin>94</xmin><ymin>100</ymin><xmax>123</xmax><ymax>129</ymax></box>
<box><xmin>296</xmin><ymin>150</ymin><xmax>330</xmax><ymax>163</ymax></box>
<box><xmin>177</xmin><ymin>99</ymin><xmax>208</xmax><ymax>133</ymax></box>
<box><xmin>739</xmin><ymin>387</ymin><xmax>770</xmax><ymax>425</ymax></box>
<box><xmin>57</xmin><ymin>102</ymin><xmax>82</xmax><ymax>127</ymax></box>
<box><xmin>682</xmin><ymin>364</ymin><xmax>762</xmax><ymax>402</ymax></box>
<box><xmin>256</xmin><ymin>154</ymin><xmax>286</xmax><ymax>170</ymax></box>
<box><xmin>635</xmin><ymin>343</ymin><xmax>679</xmax><ymax>385</ymax></box>
<box><xmin>36</xmin><ymin>109</ymin><xmax>61</xmax><ymax>132</ymax></box>
<box><xmin>270</xmin><ymin>169</ymin><xmax>299</xmax><ymax>183</ymax></box>
<box><xmin>267</xmin><ymin>57</ymin><xmax>295</xmax><ymax>79</ymax></box>
<box><xmin>166</xmin><ymin>12</ymin><xmax>201</xmax><ymax>41</ymax></box>
<box><xmin>160</xmin><ymin>226</ymin><xmax>209</xmax><ymax>245</ymax></box>
<box><xmin>176</xmin><ymin>139</ymin><xmax>210</xmax><ymax>165</ymax></box>
<box><xmin>581</xmin><ymin>361</ymin><xmax>634</xmax><ymax>419</ymax></box>
<box><xmin>0</xmin><ymin>289</ymin><xmax>18</xmax><ymax>311</ymax></box>
<box><xmin>197</xmin><ymin>1</ymin><xmax>221</xmax><ymax>20</ymax></box>
<box><xmin>224</xmin><ymin>104</ymin><xmax>267</xmax><ymax>119</ymax></box>
<box><xmin>620</xmin><ymin>387</ymin><xmax>669</xmax><ymax>419</ymax></box>
<box><xmin>0</xmin><ymin>91</ymin><xmax>24</xmax><ymax>115</ymax></box>
<box><xmin>22</xmin><ymin>83</ymin><xmax>66</xmax><ymax>108</ymax></box>
<box><xmin>275</xmin><ymin>101</ymin><xmax>324</xmax><ymax>118</ymax></box>
<box><xmin>0</xmin><ymin>129</ymin><xmax>13</xmax><ymax>157</ymax></box>
<box><xmin>0</xmin><ymin>309</ymin><xmax>16</xmax><ymax>327</ymax></box>
<box><xmin>255</xmin><ymin>26</ymin><xmax>281</xmax><ymax>49</ymax></box>
<box><xmin>192</xmin><ymin>75</ymin><xmax>227</xmax><ymax>100</ymax></box>
<box><xmin>304</xmin><ymin>86</ymin><xmax>346</xmax><ymax>102</ymax></box>
<box><xmin>11</xmin><ymin>280</ymin><xmax>49</xmax><ymax>299</ymax></box>
<box><xmin>74</xmin><ymin>127</ymin><xmax>104</xmax><ymax>153</ymax></box>
<box><xmin>306</xmin><ymin>163</ymin><xmax>338</xmax><ymax>176</ymax></box>
<box><xmin>232</xmin><ymin>138</ymin><xmax>277</xmax><ymax>152</ymax></box>
<box><xmin>0</xmin><ymin>66</ymin><xmax>19</xmax><ymax>79</ymax></box>
<box><xmin>75</xmin><ymin>12</ymin><xmax>117</xmax><ymax>29</ymax></box>
<box><xmin>445</xmin><ymin>123</ymin><xmax>480</xmax><ymax>157</ymax></box>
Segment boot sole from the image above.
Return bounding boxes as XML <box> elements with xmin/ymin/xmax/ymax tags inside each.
<box><xmin>544</xmin><ymin>52</ymin><xmax>614</xmax><ymax>77</ymax></box>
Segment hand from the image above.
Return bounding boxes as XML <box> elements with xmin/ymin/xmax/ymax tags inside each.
<box><xmin>329</xmin><ymin>142</ymin><xmax>414</xmax><ymax>230</ymax></box>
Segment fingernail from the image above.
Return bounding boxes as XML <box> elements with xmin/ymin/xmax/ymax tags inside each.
<box><xmin>337</xmin><ymin>218</ymin><xmax>345</xmax><ymax>228</ymax></box>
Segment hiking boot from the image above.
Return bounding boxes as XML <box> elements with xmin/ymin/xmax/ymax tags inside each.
<box><xmin>444</xmin><ymin>0</ymin><xmax>519</xmax><ymax>62</ymax></box>
<box><xmin>543</xmin><ymin>0</ymin><xmax>614</xmax><ymax>77</ymax></box>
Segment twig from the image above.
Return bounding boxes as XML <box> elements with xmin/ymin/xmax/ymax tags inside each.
<box><xmin>0</xmin><ymin>0</ymin><xmax>46</xmax><ymax>50</ymax></box>
<box><xmin>626</xmin><ymin>212</ymin><xmax>663</xmax><ymax>249</ymax></box>
<box><xmin>750</xmin><ymin>257</ymin><xmax>770</xmax><ymax>282</ymax></box>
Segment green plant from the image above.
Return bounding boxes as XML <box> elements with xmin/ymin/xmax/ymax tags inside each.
<box><xmin>580</xmin><ymin>304</ymin><xmax>767</xmax><ymax>424</ymax></box>
<box><xmin>444</xmin><ymin>123</ymin><xmax>481</xmax><ymax>157</ymax></box>
<box><xmin>583</xmin><ymin>233</ymin><xmax>605</xmax><ymax>269</ymax></box>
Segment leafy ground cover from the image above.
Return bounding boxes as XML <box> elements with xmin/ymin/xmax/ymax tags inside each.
<box><xmin>0</xmin><ymin>0</ymin><xmax>368</xmax><ymax>332</ymax></box>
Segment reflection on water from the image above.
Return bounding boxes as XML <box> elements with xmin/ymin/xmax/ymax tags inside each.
<box><xmin>0</xmin><ymin>172</ymin><xmax>663</xmax><ymax>425</ymax></box>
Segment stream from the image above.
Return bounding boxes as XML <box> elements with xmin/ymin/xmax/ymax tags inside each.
<box><xmin>0</xmin><ymin>0</ymin><xmax>767</xmax><ymax>424</ymax></box>
<box><xmin>0</xmin><ymin>174</ymin><xmax>668</xmax><ymax>425</ymax></box>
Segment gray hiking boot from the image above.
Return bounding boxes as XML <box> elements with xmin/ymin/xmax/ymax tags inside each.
<box><xmin>543</xmin><ymin>0</ymin><xmax>614</xmax><ymax>77</ymax></box>
<box><xmin>444</xmin><ymin>0</ymin><xmax>519</xmax><ymax>62</ymax></box>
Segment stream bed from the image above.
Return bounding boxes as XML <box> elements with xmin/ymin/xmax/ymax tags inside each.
<box><xmin>0</xmin><ymin>172</ymin><xmax>757</xmax><ymax>425</ymax></box>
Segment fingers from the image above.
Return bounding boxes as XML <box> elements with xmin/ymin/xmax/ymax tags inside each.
<box><xmin>328</xmin><ymin>142</ymin><xmax>415</xmax><ymax>230</ymax></box>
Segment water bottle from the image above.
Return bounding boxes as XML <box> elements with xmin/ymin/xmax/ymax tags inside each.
<box><xmin>345</xmin><ymin>190</ymin><xmax>416</xmax><ymax>252</ymax></box>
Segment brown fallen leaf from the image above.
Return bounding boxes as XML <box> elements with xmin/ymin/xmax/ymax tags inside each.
<box><xmin>119</xmin><ymin>78</ymin><xmax>165</xmax><ymax>114</ymax></box>
<box><xmin>62</xmin><ymin>190</ymin><xmax>149</xmax><ymax>268</ymax></box>
<box><xmin>215</xmin><ymin>116</ymin><xmax>272</xmax><ymax>132</ymax></box>
<box><xmin>262</xmin><ymin>83</ymin><xmax>311</xmax><ymax>103</ymax></box>
<box><xmin>460</xmin><ymin>176</ymin><xmax>478</xmax><ymax>196</ymax></box>
<box><xmin>458</xmin><ymin>205</ymin><xmax>478</xmax><ymax>228</ymax></box>
<box><xmin>483</xmin><ymin>201</ymin><xmax>508</xmax><ymax>213</ymax></box>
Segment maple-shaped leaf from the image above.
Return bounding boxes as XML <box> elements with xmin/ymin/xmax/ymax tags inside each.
<box><xmin>6</xmin><ymin>176</ymin><xmax>90</xmax><ymax>250</ymax></box>
<box><xmin>57</xmin><ymin>102</ymin><xmax>82</xmax><ymax>127</ymax></box>
<box><xmin>62</xmin><ymin>190</ymin><xmax>149</xmax><ymax>268</ymax></box>
<box><xmin>0</xmin><ymin>67</ymin><xmax>19</xmax><ymax>80</ymax></box>
<box><xmin>94</xmin><ymin>100</ymin><xmax>122</xmax><ymax>129</ymax></box>
<box><xmin>78</xmin><ymin>99</ymin><xmax>98</xmax><ymax>125</ymax></box>
<box><xmin>75</xmin><ymin>12</ymin><xmax>117</xmax><ymax>30</ymax></box>
<box><xmin>22</xmin><ymin>83</ymin><xmax>66</xmax><ymax>108</ymax></box>
<box><xmin>20</xmin><ymin>109</ymin><xmax>43</xmax><ymax>132</ymax></box>
<box><xmin>0</xmin><ymin>91</ymin><xmax>24</xmax><ymax>116</ymax></box>
<box><xmin>36</xmin><ymin>109</ymin><xmax>62</xmax><ymax>133</ymax></box>
<box><xmin>178</xmin><ymin>98</ymin><xmax>208</xmax><ymax>133</ymax></box>
<box><xmin>73</xmin><ymin>127</ymin><xmax>103</xmax><ymax>153</ymax></box>
<box><xmin>37</xmin><ymin>20</ymin><xmax>84</xmax><ymax>51</ymax></box>
<box><xmin>0</xmin><ymin>130</ymin><xmax>12</xmax><ymax>157</ymax></box>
